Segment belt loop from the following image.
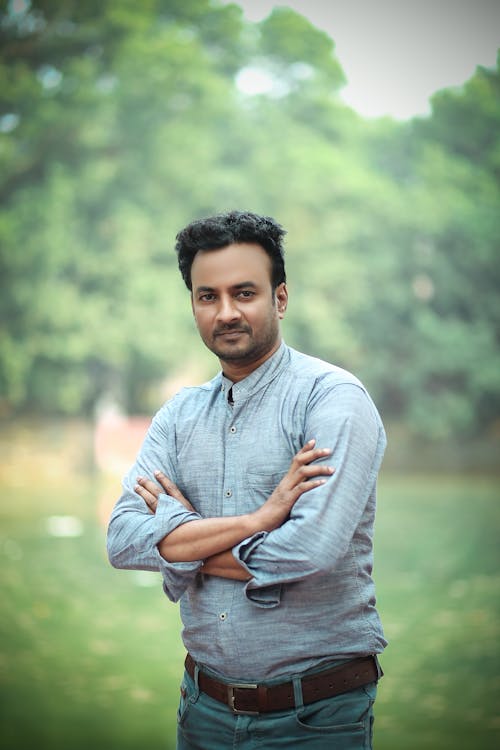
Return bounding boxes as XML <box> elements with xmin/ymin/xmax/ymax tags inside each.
<box><xmin>292</xmin><ymin>675</ymin><xmax>304</xmax><ymax>711</ymax></box>
<box><xmin>191</xmin><ymin>662</ymin><xmax>200</xmax><ymax>701</ymax></box>
<box><xmin>374</xmin><ymin>655</ymin><xmax>384</xmax><ymax>681</ymax></box>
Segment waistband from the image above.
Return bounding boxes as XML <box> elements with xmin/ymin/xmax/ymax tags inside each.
<box><xmin>184</xmin><ymin>653</ymin><xmax>382</xmax><ymax>714</ymax></box>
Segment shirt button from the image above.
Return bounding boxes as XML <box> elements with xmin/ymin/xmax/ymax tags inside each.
<box><xmin>225</xmin><ymin>489</ymin><xmax>232</xmax><ymax>498</ymax></box>
<box><xmin>230</xmin><ymin>426</ymin><xmax>236</xmax><ymax>434</ymax></box>
<box><xmin>219</xmin><ymin>612</ymin><xmax>227</xmax><ymax>621</ymax></box>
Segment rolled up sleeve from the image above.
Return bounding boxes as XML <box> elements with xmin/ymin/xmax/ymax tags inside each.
<box><xmin>107</xmin><ymin>489</ymin><xmax>203</xmax><ymax>600</ymax></box>
<box><xmin>233</xmin><ymin>532</ymin><xmax>282</xmax><ymax>608</ymax></box>
<box><xmin>155</xmin><ymin>494</ymin><xmax>204</xmax><ymax>601</ymax></box>
<box><xmin>233</xmin><ymin>383</ymin><xmax>386</xmax><ymax>604</ymax></box>
<box><xmin>106</xmin><ymin>402</ymin><xmax>204</xmax><ymax>602</ymax></box>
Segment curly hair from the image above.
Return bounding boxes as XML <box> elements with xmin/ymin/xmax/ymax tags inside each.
<box><xmin>175</xmin><ymin>210</ymin><xmax>287</xmax><ymax>290</ymax></box>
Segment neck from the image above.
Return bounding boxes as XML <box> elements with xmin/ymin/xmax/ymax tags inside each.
<box><xmin>220</xmin><ymin>339</ymin><xmax>281</xmax><ymax>383</ymax></box>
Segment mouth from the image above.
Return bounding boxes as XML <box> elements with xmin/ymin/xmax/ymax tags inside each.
<box><xmin>215</xmin><ymin>330</ymin><xmax>247</xmax><ymax>340</ymax></box>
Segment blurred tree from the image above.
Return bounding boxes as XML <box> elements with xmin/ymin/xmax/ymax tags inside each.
<box><xmin>0</xmin><ymin>0</ymin><xmax>248</xmax><ymax>415</ymax></box>
<box><xmin>350</xmin><ymin>55</ymin><xmax>500</xmax><ymax>437</ymax></box>
<box><xmin>416</xmin><ymin>52</ymin><xmax>500</xmax><ymax>180</ymax></box>
<box><xmin>257</xmin><ymin>5</ymin><xmax>345</xmax><ymax>87</ymax></box>
<box><xmin>0</xmin><ymin>0</ymin><xmax>498</xmax><ymax>442</ymax></box>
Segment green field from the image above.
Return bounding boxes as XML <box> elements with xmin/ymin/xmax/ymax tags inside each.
<box><xmin>1</xmin><ymin>456</ymin><xmax>499</xmax><ymax>749</ymax></box>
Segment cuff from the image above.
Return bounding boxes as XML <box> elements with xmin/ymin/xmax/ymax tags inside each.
<box><xmin>152</xmin><ymin>493</ymin><xmax>202</xmax><ymax>543</ymax></box>
<box><xmin>153</xmin><ymin>494</ymin><xmax>203</xmax><ymax>602</ymax></box>
<box><xmin>234</xmin><ymin>532</ymin><xmax>282</xmax><ymax>609</ymax></box>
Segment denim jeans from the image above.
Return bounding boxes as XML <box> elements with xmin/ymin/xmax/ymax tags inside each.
<box><xmin>176</xmin><ymin>665</ymin><xmax>377</xmax><ymax>749</ymax></box>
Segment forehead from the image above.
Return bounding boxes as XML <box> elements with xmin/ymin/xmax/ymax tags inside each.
<box><xmin>191</xmin><ymin>243</ymin><xmax>272</xmax><ymax>290</ymax></box>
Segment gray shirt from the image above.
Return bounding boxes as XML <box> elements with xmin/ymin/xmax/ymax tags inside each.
<box><xmin>107</xmin><ymin>342</ymin><xmax>387</xmax><ymax>682</ymax></box>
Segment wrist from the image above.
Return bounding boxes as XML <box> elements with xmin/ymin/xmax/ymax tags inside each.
<box><xmin>242</xmin><ymin>511</ymin><xmax>261</xmax><ymax>536</ymax></box>
<box><xmin>249</xmin><ymin>506</ymin><xmax>277</xmax><ymax>533</ymax></box>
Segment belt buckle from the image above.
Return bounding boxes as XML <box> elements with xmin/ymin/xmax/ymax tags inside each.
<box><xmin>227</xmin><ymin>682</ymin><xmax>259</xmax><ymax>715</ymax></box>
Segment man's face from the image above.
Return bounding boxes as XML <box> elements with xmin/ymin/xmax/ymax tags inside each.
<box><xmin>190</xmin><ymin>243</ymin><xmax>287</xmax><ymax>374</ymax></box>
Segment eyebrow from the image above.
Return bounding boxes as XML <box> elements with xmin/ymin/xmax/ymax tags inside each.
<box><xmin>194</xmin><ymin>281</ymin><xmax>258</xmax><ymax>294</ymax></box>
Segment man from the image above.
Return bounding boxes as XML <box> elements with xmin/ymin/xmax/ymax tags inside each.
<box><xmin>107</xmin><ymin>210</ymin><xmax>387</xmax><ymax>749</ymax></box>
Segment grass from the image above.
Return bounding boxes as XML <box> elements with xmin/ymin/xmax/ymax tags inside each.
<box><xmin>0</xmin><ymin>422</ymin><xmax>499</xmax><ymax>749</ymax></box>
<box><xmin>373</xmin><ymin>474</ymin><xmax>500</xmax><ymax>749</ymax></box>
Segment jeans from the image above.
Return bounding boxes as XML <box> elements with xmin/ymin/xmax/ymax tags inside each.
<box><xmin>176</xmin><ymin>665</ymin><xmax>377</xmax><ymax>749</ymax></box>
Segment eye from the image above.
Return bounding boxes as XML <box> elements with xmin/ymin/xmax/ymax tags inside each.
<box><xmin>236</xmin><ymin>290</ymin><xmax>255</xmax><ymax>299</ymax></box>
<box><xmin>199</xmin><ymin>293</ymin><xmax>216</xmax><ymax>302</ymax></box>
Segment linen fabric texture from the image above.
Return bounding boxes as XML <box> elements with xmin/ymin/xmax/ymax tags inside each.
<box><xmin>107</xmin><ymin>342</ymin><xmax>387</xmax><ymax>682</ymax></box>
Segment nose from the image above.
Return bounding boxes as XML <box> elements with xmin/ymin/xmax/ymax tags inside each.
<box><xmin>216</xmin><ymin>294</ymin><xmax>242</xmax><ymax>325</ymax></box>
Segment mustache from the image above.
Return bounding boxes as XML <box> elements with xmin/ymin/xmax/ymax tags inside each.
<box><xmin>214</xmin><ymin>324</ymin><xmax>251</xmax><ymax>336</ymax></box>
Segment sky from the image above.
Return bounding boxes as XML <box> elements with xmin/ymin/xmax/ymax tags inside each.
<box><xmin>224</xmin><ymin>0</ymin><xmax>500</xmax><ymax>119</ymax></box>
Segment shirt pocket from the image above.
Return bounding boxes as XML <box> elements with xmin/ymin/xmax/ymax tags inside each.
<box><xmin>245</xmin><ymin>465</ymin><xmax>289</xmax><ymax>504</ymax></box>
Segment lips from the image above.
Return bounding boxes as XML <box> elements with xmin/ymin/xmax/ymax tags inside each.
<box><xmin>214</xmin><ymin>328</ymin><xmax>249</xmax><ymax>338</ymax></box>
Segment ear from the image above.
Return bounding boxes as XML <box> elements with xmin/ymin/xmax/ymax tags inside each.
<box><xmin>275</xmin><ymin>283</ymin><xmax>288</xmax><ymax>319</ymax></box>
<box><xmin>190</xmin><ymin>293</ymin><xmax>198</xmax><ymax>322</ymax></box>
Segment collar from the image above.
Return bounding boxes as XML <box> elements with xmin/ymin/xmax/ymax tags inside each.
<box><xmin>220</xmin><ymin>341</ymin><xmax>289</xmax><ymax>404</ymax></box>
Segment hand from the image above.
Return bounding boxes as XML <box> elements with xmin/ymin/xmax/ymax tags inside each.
<box><xmin>201</xmin><ymin>550</ymin><xmax>252</xmax><ymax>581</ymax></box>
<box><xmin>254</xmin><ymin>439</ymin><xmax>334</xmax><ymax>532</ymax></box>
<box><xmin>134</xmin><ymin>471</ymin><xmax>195</xmax><ymax>514</ymax></box>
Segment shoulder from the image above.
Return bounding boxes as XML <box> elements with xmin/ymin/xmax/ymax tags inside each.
<box><xmin>153</xmin><ymin>373</ymin><xmax>221</xmax><ymax>422</ymax></box>
<box><xmin>286</xmin><ymin>346</ymin><xmax>364</xmax><ymax>390</ymax></box>
<box><xmin>285</xmin><ymin>346</ymin><xmax>383</xmax><ymax>426</ymax></box>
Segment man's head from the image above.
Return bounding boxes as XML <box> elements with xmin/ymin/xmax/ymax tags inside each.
<box><xmin>175</xmin><ymin>211</ymin><xmax>288</xmax><ymax>380</ymax></box>
<box><xmin>175</xmin><ymin>210</ymin><xmax>286</xmax><ymax>291</ymax></box>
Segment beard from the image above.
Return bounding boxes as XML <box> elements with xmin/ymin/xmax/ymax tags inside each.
<box><xmin>204</xmin><ymin>319</ymin><xmax>280</xmax><ymax>365</ymax></box>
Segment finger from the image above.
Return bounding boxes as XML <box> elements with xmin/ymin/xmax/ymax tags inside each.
<box><xmin>281</xmin><ymin>464</ymin><xmax>334</xmax><ymax>493</ymax></box>
<box><xmin>297</xmin><ymin>439</ymin><xmax>316</xmax><ymax>453</ymax></box>
<box><xmin>289</xmin><ymin>464</ymin><xmax>334</xmax><ymax>488</ymax></box>
<box><xmin>298</xmin><ymin>464</ymin><xmax>335</xmax><ymax>478</ymax></box>
<box><xmin>134</xmin><ymin>483</ymin><xmax>158</xmax><ymax>513</ymax></box>
<box><xmin>154</xmin><ymin>471</ymin><xmax>195</xmax><ymax>511</ymax></box>
<box><xmin>296</xmin><ymin>439</ymin><xmax>330</xmax><ymax>456</ymax></box>
<box><xmin>153</xmin><ymin>471</ymin><xmax>183</xmax><ymax>498</ymax></box>
<box><xmin>136</xmin><ymin>476</ymin><xmax>161</xmax><ymax>498</ymax></box>
<box><xmin>292</xmin><ymin>477</ymin><xmax>329</xmax><ymax>499</ymax></box>
<box><xmin>293</xmin><ymin>446</ymin><xmax>332</xmax><ymax>468</ymax></box>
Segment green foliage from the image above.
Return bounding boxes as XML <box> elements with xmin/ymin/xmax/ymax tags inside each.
<box><xmin>1</xmin><ymin>432</ymin><xmax>499</xmax><ymax>749</ymax></box>
<box><xmin>258</xmin><ymin>6</ymin><xmax>345</xmax><ymax>86</ymax></box>
<box><xmin>0</xmin><ymin>0</ymin><xmax>499</xmax><ymax>438</ymax></box>
<box><xmin>417</xmin><ymin>52</ymin><xmax>500</xmax><ymax>178</ymax></box>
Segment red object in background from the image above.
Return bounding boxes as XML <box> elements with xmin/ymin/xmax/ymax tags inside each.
<box><xmin>94</xmin><ymin>411</ymin><xmax>151</xmax><ymax>525</ymax></box>
<box><xmin>94</xmin><ymin>412</ymin><xmax>151</xmax><ymax>475</ymax></box>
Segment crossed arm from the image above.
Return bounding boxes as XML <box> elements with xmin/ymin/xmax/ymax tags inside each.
<box><xmin>133</xmin><ymin>440</ymin><xmax>334</xmax><ymax>581</ymax></box>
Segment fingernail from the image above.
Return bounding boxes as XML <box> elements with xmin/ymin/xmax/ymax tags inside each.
<box><xmin>154</xmin><ymin>470</ymin><xmax>161</xmax><ymax>477</ymax></box>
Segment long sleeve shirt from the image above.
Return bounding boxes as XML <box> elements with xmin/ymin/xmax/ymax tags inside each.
<box><xmin>107</xmin><ymin>342</ymin><xmax>387</xmax><ymax>682</ymax></box>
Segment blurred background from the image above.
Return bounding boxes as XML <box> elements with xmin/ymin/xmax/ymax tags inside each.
<box><xmin>1</xmin><ymin>1</ymin><xmax>499</xmax><ymax>748</ymax></box>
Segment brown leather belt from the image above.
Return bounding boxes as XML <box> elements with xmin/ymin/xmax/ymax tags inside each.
<box><xmin>185</xmin><ymin>653</ymin><xmax>382</xmax><ymax>715</ymax></box>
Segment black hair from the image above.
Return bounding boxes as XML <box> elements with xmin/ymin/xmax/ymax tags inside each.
<box><xmin>175</xmin><ymin>210</ymin><xmax>287</xmax><ymax>290</ymax></box>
